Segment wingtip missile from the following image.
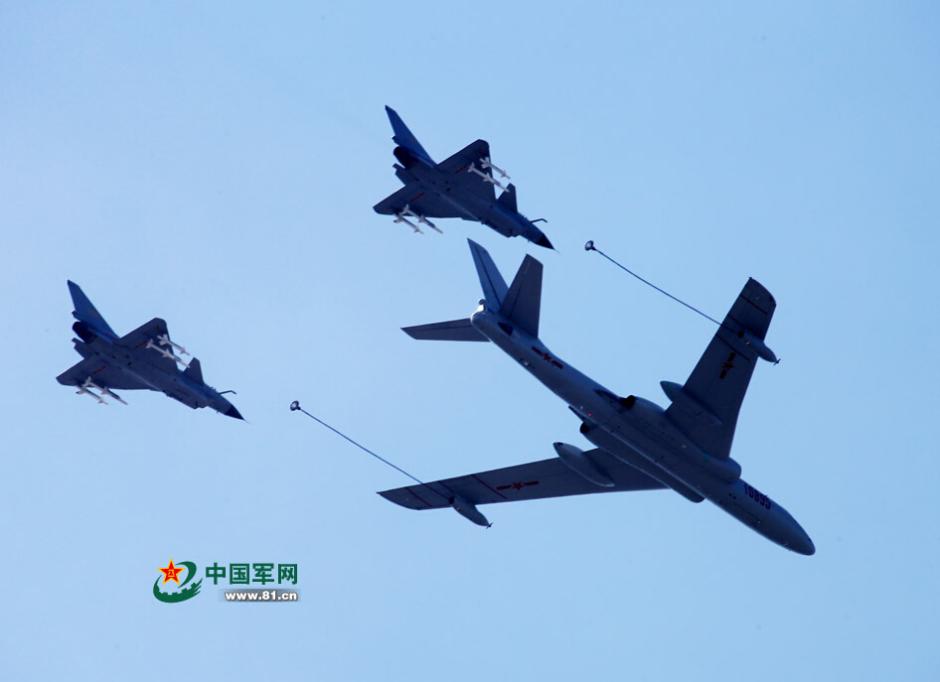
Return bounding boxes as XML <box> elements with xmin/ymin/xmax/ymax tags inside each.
<box><xmin>77</xmin><ymin>377</ymin><xmax>126</xmax><ymax>405</ymax></box>
<box><xmin>146</xmin><ymin>338</ymin><xmax>190</xmax><ymax>367</ymax></box>
<box><xmin>76</xmin><ymin>386</ymin><xmax>107</xmax><ymax>404</ymax></box>
<box><xmin>394</xmin><ymin>210</ymin><xmax>423</xmax><ymax>234</ymax></box>
<box><xmin>99</xmin><ymin>386</ymin><xmax>127</xmax><ymax>405</ymax></box>
<box><xmin>479</xmin><ymin>156</ymin><xmax>510</xmax><ymax>180</ymax></box>
<box><xmin>394</xmin><ymin>204</ymin><xmax>441</xmax><ymax>234</ymax></box>
<box><xmin>467</xmin><ymin>163</ymin><xmax>507</xmax><ymax>191</ymax></box>
<box><xmin>157</xmin><ymin>333</ymin><xmax>190</xmax><ymax>357</ymax></box>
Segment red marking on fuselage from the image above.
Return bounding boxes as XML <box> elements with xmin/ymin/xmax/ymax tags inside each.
<box><xmin>531</xmin><ymin>346</ymin><xmax>564</xmax><ymax>370</ymax></box>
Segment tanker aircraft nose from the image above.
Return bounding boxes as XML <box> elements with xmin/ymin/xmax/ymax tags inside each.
<box><xmin>792</xmin><ymin>528</ymin><xmax>816</xmax><ymax>556</ymax></box>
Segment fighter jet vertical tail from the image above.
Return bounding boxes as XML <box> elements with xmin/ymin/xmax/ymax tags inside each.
<box><xmin>67</xmin><ymin>281</ymin><xmax>117</xmax><ymax>339</ymax></box>
<box><xmin>385</xmin><ymin>105</ymin><xmax>435</xmax><ymax>167</ymax></box>
<box><xmin>499</xmin><ymin>255</ymin><xmax>543</xmax><ymax>338</ymax></box>
<box><xmin>496</xmin><ymin>184</ymin><xmax>518</xmax><ymax>212</ymax></box>
<box><xmin>468</xmin><ymin>239</ymin><xmax>509</xmax><ymax>308</ymax></box>
<box><xmin>183</xmin><ymin>357</ymin><xmax>204</xmax><ymax>383</ymax></box>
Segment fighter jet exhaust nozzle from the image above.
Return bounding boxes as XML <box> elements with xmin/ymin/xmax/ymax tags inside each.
<box><xmin>72</xmin><ymin>321</ymin><xmax>96</xmax><ymax>343</ymax></box>
<box><xmin>393</xmin><ymin>146</ymin><xmax>421</xmax><ymax>168</ymax></box>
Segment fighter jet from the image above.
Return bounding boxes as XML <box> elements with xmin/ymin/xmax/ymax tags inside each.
<box><xmin>382</xmin><ymin>241</ymin><xmax>815</xmax><ymax>555</ymax></box>
<box><xmin>373</xmin><ymin>106</ymin><xmax>554</xmax><ymax>249</ymax></box>
<box><xmin>56</xmin><ymin>281</ymin><xmax>243</xmax><ymax>419</ymax></box>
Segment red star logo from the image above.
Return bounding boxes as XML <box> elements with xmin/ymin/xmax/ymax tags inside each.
<box><xmin>158</xmin><ymin>559</ymin><xmax>185</xmax><ymax>585</ymax></box>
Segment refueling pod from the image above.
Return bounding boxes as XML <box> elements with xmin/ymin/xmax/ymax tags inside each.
<box><xmin>452</xmin><ymin>496</ymin><xmax>491</xmax><ymax>528</ymax></box>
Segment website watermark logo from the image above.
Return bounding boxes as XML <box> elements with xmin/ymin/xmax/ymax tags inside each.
<box><xmin>153</xmin><ymin>559</ymin><xmax>299</xmax><ymax>604</ymax></box>
<box><xmin>153</xmin><ymin>559</ymin><xmax>202</xmax><ymax>603</ymax></box>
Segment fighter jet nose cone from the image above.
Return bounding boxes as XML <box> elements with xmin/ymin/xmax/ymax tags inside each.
<box><xmin>224</xmin><ymin>405</ymin><xmax>244</xmax><ymax>420</ymax></box>
<box><xmin>535</xmin><ymin>234</ymin><xmax>554</xmax><ymax>250</ymax></box>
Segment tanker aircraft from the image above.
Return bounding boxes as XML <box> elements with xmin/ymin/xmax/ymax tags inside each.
<box><xmin>56</xmin><ymin>281</ymin><xmax>243</xmax><ymax>419</ymax></box>
<box><xmin>373</xmin><ymin>106</ymin><xmax>553</xmax><ymax>249</ymax></box>
<box><xmin>382</xmin><ymin>240</ymin><xmax>814</xmax><ymax>555</ymax></box>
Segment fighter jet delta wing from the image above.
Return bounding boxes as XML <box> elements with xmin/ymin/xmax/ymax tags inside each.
<box><xmin>373</xmin><ymin>185</ymin><xmax>474</xmax><ymax>221</ymax></box>
<box><xmin>56</xmin><ymin>358</ymin><xmax>150</xmax><ymax>391</ymax></box>
<box><xmin>118</xmin><ymin>317</ymin><xmax>188</xmax><ymax>372</ymax></box>
<box><xmin>372</xmin><ymin>141</ymin><xmax>497</xmax><ymax>222</ymax></box>
<box><xmin>662</xmin><ymin>278</ymin><xmax>778</xmax><ymax>459</ymax></box>
<box><xmin>435</xmin><ymin>139</ymin><xmax>499</xmax><ymax>202</ymax></box>
<box><xmin>379</xmin><ymin>446</ymin><xmax>665</xmax><ymax>526</ymax></box>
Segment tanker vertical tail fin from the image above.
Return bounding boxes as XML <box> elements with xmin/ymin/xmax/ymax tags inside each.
<box><xmin>499</xmin><ymin>255</ymin><xmax>542</xmax><ymax>338</ymax></box>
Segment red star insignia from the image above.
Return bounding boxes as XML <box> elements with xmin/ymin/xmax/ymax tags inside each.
<box><xmin>158</xmin><ymin>559</ymin><xmax>185</xmax><ymax>585</ymax></box>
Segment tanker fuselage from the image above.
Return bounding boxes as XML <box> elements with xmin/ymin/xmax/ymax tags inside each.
<box><xmin>469</xmin><ymin>305</ymin><xmax>814</xmax><ymax>555</ymax></box>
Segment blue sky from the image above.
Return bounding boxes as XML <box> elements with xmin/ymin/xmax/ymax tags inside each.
<box><xmin>1</xmin><ymin>2</ymin><xmax>938</xmax><ymax>679</ymax></box>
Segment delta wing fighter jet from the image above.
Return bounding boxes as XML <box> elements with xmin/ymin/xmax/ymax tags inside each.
<box><xmin>382</xmin><ymin>241</ymin><xmax>815</xmax><ymax>555</ymax></box>
<box><xmin>56</xmin><ymin>281</ymin><xmax>243</xmax><ymax>419</ymax></box>
<box><xmin>373</xmin><ymin>106</ymin><xmax>553</xmax><ymax>249</ymax></box>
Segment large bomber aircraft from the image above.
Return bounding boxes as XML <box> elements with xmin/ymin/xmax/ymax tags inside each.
<box><xmin>56</xmin><ymin>281</ymin><xmax>243</xmax><ymax>419</ymax></box>
<box><xmin>381</xmin><ymin>241</ymin><xmax>815</xmax><ymax>555</ymax></box>
<box><xmin>373</xmin><ymin>106</ymin><xmax>554</xmax><ymax>249</ymax></box>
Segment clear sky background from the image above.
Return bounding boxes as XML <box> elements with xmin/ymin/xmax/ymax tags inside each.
<box><xmin>1</xmin><ymin>2</ymin><xmax>938</xmax><ymax>680</ymax></box>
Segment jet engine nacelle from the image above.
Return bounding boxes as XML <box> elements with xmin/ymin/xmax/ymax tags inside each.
<box><xmin>553</xmin><ymin>442</ymin><xmax>614</xmax><ymax>488</ymax></box>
